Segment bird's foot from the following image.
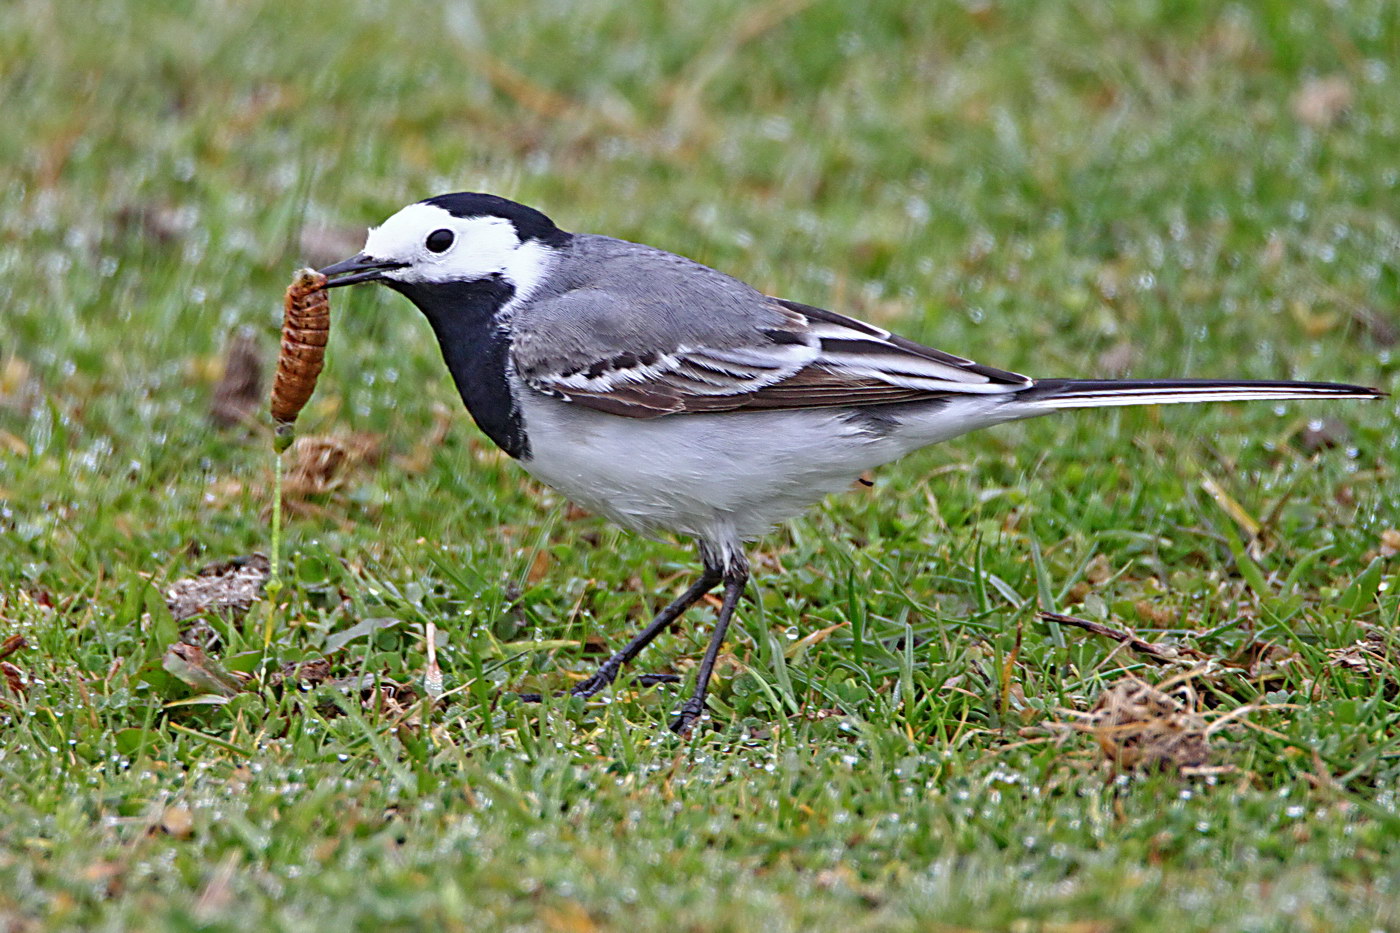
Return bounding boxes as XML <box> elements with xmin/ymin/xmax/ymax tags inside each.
<box><xmin>571</xmin><ymin>668</ymin><xmax>680</xmax><ymax>697</ymax></box>
<box><xmin>514</xmin><ymin>670</ymin><xmax>677</xmax><ymax>703</ymax></box>
<box><xmin>512</xmin><ymin>670</ymin><xmax>615</xmax><ymax>704</ymax></box>
<box><xmin>512</xmin><ymin>687</ymin><xmax>582</xmax><ymax>704</ymax></box>
<box><xmin>569</xmin><ymin>668</ymin><xmax>618</xmax><ymax>699</ymax></box>
<box><xmin>669</xmin><ymin>699</ymin><xmax>707</xmax><ymax>735</ymax></box>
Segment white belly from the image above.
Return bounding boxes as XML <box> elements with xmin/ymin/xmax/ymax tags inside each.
<box><xmin>513</xmin><ymin>388</ymin><xmax>1024</xmax><ymax>544</ymax></box>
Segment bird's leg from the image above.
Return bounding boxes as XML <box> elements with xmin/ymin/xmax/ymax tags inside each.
<box><xmin>569</xmin><ymin>561</ymin><xmax>722</xmax><ymax>699</ymax></box>
<box><xmin>670</xmin><ymin>553</ymin><xmax>748</xmax><ymax>735</ymax></box>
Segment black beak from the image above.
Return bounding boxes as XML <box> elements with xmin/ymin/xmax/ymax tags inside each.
<box><xmin>318</xmin><ymin>254</ymin><xmax>407</xmax><ymax>288</ymax></box>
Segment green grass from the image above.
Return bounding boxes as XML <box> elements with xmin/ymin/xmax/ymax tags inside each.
<box><xmin>3</xmin><ymin>0</ymin><xmax>1400</xmax><ymax>929</ymax></box>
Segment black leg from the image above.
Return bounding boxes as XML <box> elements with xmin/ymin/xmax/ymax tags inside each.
<box><xmin>569</xmin><ymin>561</ymin><xmax>722</xmax><ymax>699</ymax></box>
<box><xmin>670</xmin><ymin>554</ymin><xmax>749</xmax><ymax>735</ymax></box>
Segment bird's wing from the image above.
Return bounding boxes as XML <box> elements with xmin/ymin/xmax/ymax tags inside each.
<box><xmin>511</xmin><ymin>288</ymin><xmax>1031</xmax><ymax>419</ymax></box>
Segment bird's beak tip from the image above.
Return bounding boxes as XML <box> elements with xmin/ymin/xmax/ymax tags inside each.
<box><xmin>318</xmin><ymin>254</ymin><xmax>404</xmax><ymax>288</ymax></box>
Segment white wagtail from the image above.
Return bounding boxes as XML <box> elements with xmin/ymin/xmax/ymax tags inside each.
<box><xmin>318</xmin><ymin>192</ymin><xmax>1383</xmax><ymax>733</ymax></box>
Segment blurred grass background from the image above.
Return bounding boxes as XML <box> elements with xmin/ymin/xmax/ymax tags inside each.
<box><xmin>2</xmin><ymin>0</ymin><xmax>1399</xmax><ymax>929</ymax></box>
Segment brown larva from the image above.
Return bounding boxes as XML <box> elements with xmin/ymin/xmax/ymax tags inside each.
<box><xmin>269</xmin><ymin>268</ymin><xmax>330</xmax><ymax>450</ymax></box>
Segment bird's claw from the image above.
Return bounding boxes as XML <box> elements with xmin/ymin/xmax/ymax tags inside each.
<box><xmin>573</xmin><ymin>669</ymin><xmax>680</xmax><ymax>697</ymax></box>
<box><xmin>569</xmin><ymin>670</ymin><xmax>616</xmax><ymax>699</ymax></box>
<box><xmin>511</xmin><ymin>682</ymin><xmax>606</xmax><ymax>704</ymax></box>
<box><xmin>515</xmin><ymin>670</ymin><xmax>677</xmax><ymax>704</ymax></box>
<box><xmin>669</xmin><ymin>701</ymin><xmax>706</xmax><ymax>735</ymax></box>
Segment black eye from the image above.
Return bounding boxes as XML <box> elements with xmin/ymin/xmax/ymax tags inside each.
<box><xmin>425</xmin><ymin>229</ymin><xmax>455</xmax><ymax>253</ymax></box>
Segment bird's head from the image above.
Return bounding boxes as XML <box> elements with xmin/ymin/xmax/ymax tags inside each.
<box><xmin>319</xmin><ymin>192</ymin><xmax>569</xmax><ymax>301</ymax></box>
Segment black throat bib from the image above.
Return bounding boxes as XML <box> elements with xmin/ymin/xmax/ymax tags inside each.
<box><xmin>387</xmin><ymin>277</ymin><xmax>530</xmax><ymax>460</ymax></box>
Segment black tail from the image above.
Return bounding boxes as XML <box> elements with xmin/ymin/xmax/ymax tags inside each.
<box><xmin>1016</xmin><ymin>378</ymin><xmax>1384</xmax><ymax>410</ymax></box>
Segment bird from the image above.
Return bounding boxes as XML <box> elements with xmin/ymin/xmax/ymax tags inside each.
<box><xmin>317</xmin><ymin>191</ymin><xmax>1383</xmax><ymax>734</ymax></box>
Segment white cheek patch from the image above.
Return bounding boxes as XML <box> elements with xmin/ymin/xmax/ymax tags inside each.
<box><xmin>361</xmin><ymin>203</ymin><xmax>553</xmax><ymax>297</ymax></box>
<box><xmin>394</xmin><ymin>215</ymin><xmax>520</xmax><ymax>284</ymax></box>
